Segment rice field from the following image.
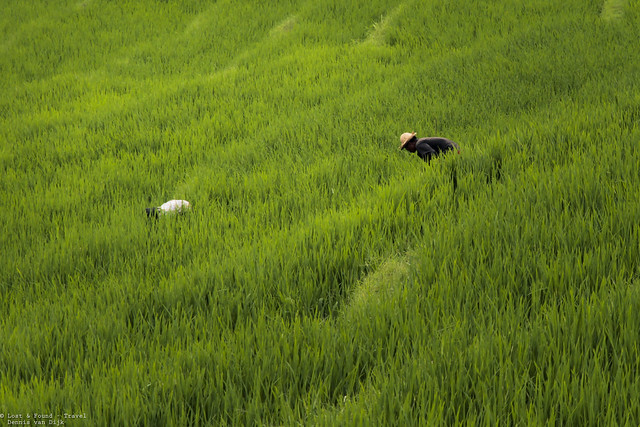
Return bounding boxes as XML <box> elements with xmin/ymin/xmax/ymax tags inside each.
<box><xmin>1</xmin><ymin>0</ymin><xmax>639</xmax><ymax>424</ymax></box>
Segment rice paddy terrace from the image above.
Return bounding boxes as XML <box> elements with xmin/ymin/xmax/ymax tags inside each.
<box><xmin>1</xmin><ymin>0</ymin><xmax>639</xmax><ymax>424</ymax></box>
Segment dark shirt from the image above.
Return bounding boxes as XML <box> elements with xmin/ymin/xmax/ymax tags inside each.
<box><xmin>415</xmin><ymin>137</ymin><xmax>459</xmax><ymax>162</ymax></box>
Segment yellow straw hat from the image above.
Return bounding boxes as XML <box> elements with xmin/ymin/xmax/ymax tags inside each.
<box><xmin>399</xmin><ymin>132</ymin><xmax>417</xmax><ymax>150</ymax></box>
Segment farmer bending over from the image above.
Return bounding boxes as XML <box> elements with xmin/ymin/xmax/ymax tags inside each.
<box><xmin>399</xmin><ymin>132</ymin><xmax>460</xmax><ymax>163</ymax></box>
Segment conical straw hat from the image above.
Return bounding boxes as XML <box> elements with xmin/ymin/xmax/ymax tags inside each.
<box><xmin>399</xmin><ymin>132</ymin><xmax>417</xmax><ymax>150</ymax></box>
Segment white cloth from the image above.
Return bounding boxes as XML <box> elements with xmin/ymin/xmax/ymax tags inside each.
<box><xmin>159</xmin><ymin>200</ymin><xmax>191</xmax><ymax>213</ymax></box>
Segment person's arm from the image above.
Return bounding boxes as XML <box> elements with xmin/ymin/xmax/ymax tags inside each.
<box><xmin>416</xmin><ymin>141</ymin><xmax>436</xmax><ymax>162</ymax></box>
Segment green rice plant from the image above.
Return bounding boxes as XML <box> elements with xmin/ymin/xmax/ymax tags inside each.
<box><xmin>1</xmin><ymin>0</ymin><xmax>639</xmax><ymax>424</ymax></box>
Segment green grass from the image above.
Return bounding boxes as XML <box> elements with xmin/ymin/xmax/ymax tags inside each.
<box><xmin>1</xmin><ymin>0</ymin><xmax>639</xmax><ymax>424</ymax></box>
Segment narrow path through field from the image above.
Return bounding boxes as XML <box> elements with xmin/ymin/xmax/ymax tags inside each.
<box><xmin>342</xmin><ymin>256</ymin><xmax>410</xmax><ymax>319</ymax></box>
<box><xmin>362</xmin><ymin>3</ymin><xmax>406</xmax><ymax>45</ymax></box>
